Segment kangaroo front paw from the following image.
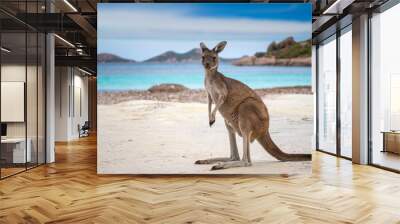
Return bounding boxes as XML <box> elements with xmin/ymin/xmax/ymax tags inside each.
<box><xmin>209</xmin><ymin>119</ymin><xmax>215</xmax><ymax>127</ymax></box>
<box><xmin>209</xmin><ymin>114</ymin><xmax>216</xmax><ymax>127</ymax></box>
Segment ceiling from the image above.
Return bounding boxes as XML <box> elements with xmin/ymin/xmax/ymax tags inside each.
<box><xmin>311</xmin><ymin>0</ymin><xmax>391</xmax><ymax>43</ymax></box>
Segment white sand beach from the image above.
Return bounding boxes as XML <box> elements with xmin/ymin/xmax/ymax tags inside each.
<box><xmin>97</xmin><ymin>94</ymin><xmax>313</xmax><ymax>175</ymax></box>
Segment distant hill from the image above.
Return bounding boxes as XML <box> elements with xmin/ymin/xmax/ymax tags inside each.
<box><xmin>144</xmin><ymin>48</ymin><xmax>235</xmax><ymax>63</ymax></box>
<box><xmin>258</xmin><ymin>37</ymin><xmax>311</xmax><ymax>59</ymax></box>
<box><xmin>233</xmin><ymin>37</ymin><xmax>311</xmax><ymax>66</ymax></box>
<box><xmin>98</xmin><ymin>53</ymin><xmax>136</xmax><ymax>63</ymax></box>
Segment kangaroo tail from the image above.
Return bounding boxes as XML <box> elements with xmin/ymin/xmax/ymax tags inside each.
<box><xmin>257</xmin><ymin>132</ymin><xmax>311</xmax><ymax>161</ymax></box>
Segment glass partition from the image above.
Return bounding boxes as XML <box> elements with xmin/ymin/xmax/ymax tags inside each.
<box><xmin>339</xmin><ymin>27</ymin><xmax>352</xmax><ymax>158</ymax></box>
<box><xmin>0</xmin><ymin>3</ymin><xmax>46</xmax><ymax>179</ymax></box>
<box><xmin>370</xmin><ymin>4</ymin><xmax>400</xmax><ymax>171</ymax></box>
<box><xmin>317</xmin><ymin>35</ymin><xmax>337</xmax><ymax>154</ymax></box>
<box><xmin>1</xmin><ymin>31</ymin><xmax>28</xmax><ymax>177</ymax></box>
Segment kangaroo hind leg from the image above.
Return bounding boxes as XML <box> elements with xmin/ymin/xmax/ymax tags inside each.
<box><xmin>195</xmin><ymin>121</ymin><xmax>240</xmax><ymax>165</ymax></box>
<box><xmin>210</xmin><ymin>100</ymin><xmax>262</xmax><ymax>170</ymax></box>
<box><xmin>211</xmin><ymin>131</ymin><xmax>251</xmax><ymax>170</ymax></box>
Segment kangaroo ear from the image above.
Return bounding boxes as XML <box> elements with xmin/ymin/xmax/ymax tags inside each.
<box><xmin>200</xmin><ymin>42</ymin><xmax>208</xmax><ymax>52</ymax></box>
<box><xmin>213</xmin><ymin>41</ymin><xmax>227</xmax><ymax>53</ymax></box>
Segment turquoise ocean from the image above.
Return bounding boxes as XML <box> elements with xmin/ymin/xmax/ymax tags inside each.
<box><xmin>98</xmin><ymin>62</ymin><xmax>311</xmax><ymax>91</ymax></box>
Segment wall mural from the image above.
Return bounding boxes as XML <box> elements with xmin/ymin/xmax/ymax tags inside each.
<box><xmin>97</xmin><ymin>3</ymin><xmax>313</xmax><ymax>174</ymax></box>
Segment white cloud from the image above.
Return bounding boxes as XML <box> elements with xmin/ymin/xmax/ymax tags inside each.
<box><xmin>98</xmin><ymin>9</ymin><xmax>310</xmax><ymax>40</ymax></box>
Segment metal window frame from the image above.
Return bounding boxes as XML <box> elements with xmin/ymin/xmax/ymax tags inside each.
<box><xmin>315</xmin><ymin>19</ymin><xmax>353</xmax><ymax>161</ymax></box>
<box><xmin>315</xmin><ymin>0</ymin><xmax>400</xmax><ymax>172</ymax></box>
<box><xmin>367</xmin><ymin>0</ymin><xmax>400</xmax><ymax>173</ymax></box>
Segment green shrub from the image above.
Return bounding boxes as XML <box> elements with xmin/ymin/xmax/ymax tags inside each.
<box><xmin>265</xmin><ymin>38</ymin><xmax>311</xmax><ymax>58</ymax></box>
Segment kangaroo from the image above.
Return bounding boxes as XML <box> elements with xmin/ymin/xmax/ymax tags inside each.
<box><xmin>195</xmin><ymin>41</ymin><xmax>311</xmax><ymax>170</ymax></box>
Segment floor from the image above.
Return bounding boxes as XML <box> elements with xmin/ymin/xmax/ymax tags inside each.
<box><xmin>0</xmin><ymin>167</ymin><xmax>25</xmax><ymax>178</ymax></box>
<box><xmin>1</xmin><ymin>163</ymin><xmax>43</xmax><ymax>178</ymax></box>
<box><xmin>0</xmin><ymin>135</ymin><xmax>399</xmax><ymax>223</ymax></box>
<box><xmin>372</xmin><ymin>150</ymin><xmax>400</xmax><ymax>171</ymax></box>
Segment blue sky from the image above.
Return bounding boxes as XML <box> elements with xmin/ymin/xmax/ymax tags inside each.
<box><xmin>98</xmin><ymin>3</ymin><xmax>311</xmax><ymax>61</ymax></box>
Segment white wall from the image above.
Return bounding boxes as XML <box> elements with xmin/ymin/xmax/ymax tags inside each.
<box><xmin>55</xmin><ymin>66</ymin><xmax>70</xmax><ymax>141</ymax></box>
<box><xmin>1</xmin><ymin>65</ymin><xmax>26</xmax><ymax>141</ymax></box>
<box><xmin>55</xmin><ymin>67</ymin><xmax>89</xmax><ymax>141</ymax></box>
<box><xmin>71</xmin><ymin>73</ymin><xmax>89</xmax><ymax>138</ymax></box>
<box><xmin>1</xmin><ymin>63</ymin><xmax>46</xmax><ymax>164</ymax></box>
<box><xmin>1</xmin><ymin>65</ymin><xmax>39</xmax><ymax>138</ymax></box>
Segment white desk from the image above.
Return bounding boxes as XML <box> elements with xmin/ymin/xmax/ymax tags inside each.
<box><xmin>1</xmin><ymin>138</ymin><xmax>31</xmax><ymax>163</ymax></box>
